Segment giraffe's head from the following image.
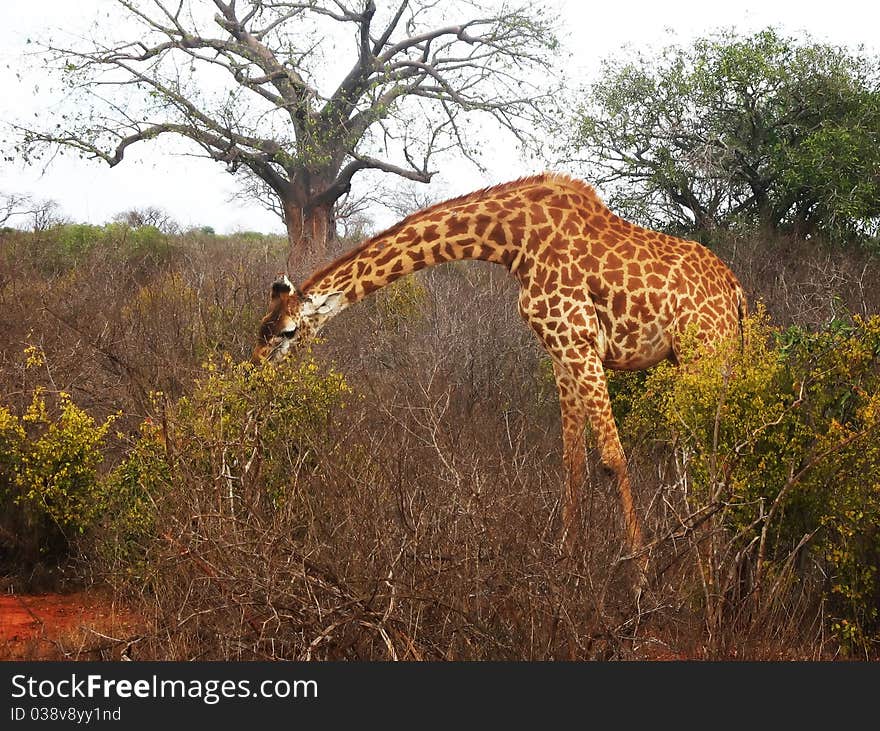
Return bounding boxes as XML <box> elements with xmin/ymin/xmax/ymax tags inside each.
<box><xmin>251</xmin><ymin>274</ymin><xmax>346</xmax><ymax>364</ymax></box>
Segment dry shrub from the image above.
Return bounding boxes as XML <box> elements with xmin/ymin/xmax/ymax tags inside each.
<box><xmin>115</xmin><ymin>283</ymin><xmax>652</xmax><ymax>660</ymax></box>
<box><xmin>3</xmin><ymin>224</ymin><xmax>879</xmax><ymax>660</ymax></box>
<box><xmin>0</xmin><ymin>227</ymin><xmax>284</xmax><ymax>421</ymax></box>
<box><xmin>714</xmin><ymin>231</ymin><xmax>880</xmax><ymax>327</ymax></box>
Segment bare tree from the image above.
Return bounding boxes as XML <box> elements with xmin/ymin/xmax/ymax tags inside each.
<box><xmin>15</xmin><ymin>0</ymin><xmax>558</xmax><ymax>267</ymax></box>
<box><xmin>3</xmin><ymin>196</ymin><xmax>69</xmax><ymax>232</ymax></box>
<box><xmin>114</xmin><ymin>206</ymin><xmax>181</xmax><ymax>234</ymax></box>
<box><xmin>1</xmin><ymin>193</ymin><xmax>42</xmax><ymax>228</ymax></box>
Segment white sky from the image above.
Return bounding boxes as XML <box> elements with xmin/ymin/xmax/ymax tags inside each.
<box><xmin>1</xmin><ymin>0</ymin><xmax>878</xmax><ymax>234</ymax></box>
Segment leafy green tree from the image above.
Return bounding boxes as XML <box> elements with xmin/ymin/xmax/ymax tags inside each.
<box><xmin>14</xmin><ymin>0</ymin><xmax>558</xmax><ymax>265</ymax></box>
<box><xmin>568</xmin><ymin>29</ymin><xmax>880</xmax><ymax>243</ymax></box>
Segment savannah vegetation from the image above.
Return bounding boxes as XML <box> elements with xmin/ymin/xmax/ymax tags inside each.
<box><xmin>1</xmin><ymin>11</ymin><xmax>880</xmax><ymax>660</ymax></box>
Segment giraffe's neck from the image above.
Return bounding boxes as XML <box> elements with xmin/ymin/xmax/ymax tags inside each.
<box><xmin>301</xmin><ymin>202</ymin><xmax>523</xmax><ymax>303</ymax></box>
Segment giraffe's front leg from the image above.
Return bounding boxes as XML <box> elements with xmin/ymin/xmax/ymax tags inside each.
<box><xmin>552</xmin><ymin>360</ymin><xmax>587</xmax><ymax>546</ymax></box>
<box><xmin>552</xmin><ymin>350</ymin><xmax>644</xmax><ymax>556</ymax></box>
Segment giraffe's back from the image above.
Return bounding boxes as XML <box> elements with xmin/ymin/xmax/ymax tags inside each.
<box><xmin>514</xmin><ymin>179</ymin><xmax>744</xmax><ymax>371</ymax></box>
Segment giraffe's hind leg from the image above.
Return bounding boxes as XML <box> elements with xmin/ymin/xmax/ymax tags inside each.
<box><xmin>552</xmin><ymin>350</ymin><xmax>644</xmax><ymax>556</ymax></box>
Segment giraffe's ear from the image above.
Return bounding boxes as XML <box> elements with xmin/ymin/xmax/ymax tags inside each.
<box><xmin>301</xmin><ymin>291</ymin><xmax>347</xmax><ymax>319</ymax></box>
<box><xmin>270</xmin><ymin>274</ymin><xmax>293</xmax><ymax>300</ymax></box>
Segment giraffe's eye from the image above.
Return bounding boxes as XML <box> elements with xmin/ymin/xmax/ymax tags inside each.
<box><xmin>279</xmin><ymin>327</ymin><xmax>298</xmax><ymax>339</ymax></box>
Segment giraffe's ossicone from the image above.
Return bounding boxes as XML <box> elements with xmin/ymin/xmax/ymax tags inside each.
<box><xmin>253</xmin><ymin>173</ymin><xmax>746</xmax><ymax>556</ymax></box>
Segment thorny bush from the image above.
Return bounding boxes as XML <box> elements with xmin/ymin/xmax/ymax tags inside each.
<box><xmin>611</xmin><ymin>309</ymin><xmax>880</xmax><ymax>653</ymax></box>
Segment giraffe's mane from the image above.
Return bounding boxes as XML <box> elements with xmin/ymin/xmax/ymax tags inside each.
<box><xmin>300</xmin><ymin>172</ymin><xmax>606</xmax><ymax>292</ymax></box>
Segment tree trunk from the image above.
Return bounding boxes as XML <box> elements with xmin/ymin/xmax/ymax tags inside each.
<box><xmin>283</xmin><ymin>199</ymin><xmax>337</xmax><ymax>273</ymax></box>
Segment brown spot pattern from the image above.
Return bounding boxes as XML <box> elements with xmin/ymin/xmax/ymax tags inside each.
<box><xmin>256</xmin><ymin>172</ymin><xmax>745</xmax><ymax>556</ymax></box>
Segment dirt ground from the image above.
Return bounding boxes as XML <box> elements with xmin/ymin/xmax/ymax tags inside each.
<box><xmin>0</xmin><ymin>591</ymin><xmax>142</xmax><ymax>660</ymax></box>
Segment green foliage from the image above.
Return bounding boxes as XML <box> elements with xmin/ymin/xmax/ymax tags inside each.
<box><xmin>18</xmin><ymin>391</ymin><xmax>116</xmax><ymax>535</ymax></box>
<box><xmin>570</xmin><ymin>28</ymin><xmax>880</xmax><ymax>244</ymax></box>
<box><xmin>375</xmin><ymin>275</ymin><xmax>428</xmax><ymax>328</ymax></box>
<box><xmin>0</xmin><ymin>390</ymin><xmax>117</xmax><ymax>559</ymax></box>
<box><xmin>182</xmin><ymin>354</ymin><xmax>351</xmax><ymax>499</ymax></box>
<box><xmin>35</xmin><ymin>222</ymin><xmax>175</xmax><ymax>270</ymax></box>
<box><xmin>118</xmin><ymin>223</ymin><xmax>173</xmax><ymax>260</ymax></box>
<box><xmin>115</xmin><ymin>353</ymin><xmax>352</xmax><ymax>526</ymax></box>
<box><xmin>614</xmin><ymin>310</ymin><xmax>880</xmax><ymax>650</ymax></box>
<box><xmin>232</xmin><ymin>230</ymin><xmax>270</xmax><ymax>243</ymax></box>
<box><xmin>49</xmin><ymin>223</ymin><xmax>103</xmax><ymax>262</ymax></box>
<box><xmin>0</xmin><ymin>344</ymin><xmax>352</xmax><ymax>578</ymax></box>
<box><xmin>97</xmin><ymin>419</ymin><xmax>169</xmax><ymax>577</ymax></box>
<box><xmin>0</xmin><ymin>405</ymin><xmax>27</xmax><ymax>505</ymax></box>
<box><xmin>0</xmin><ymin>349</ymin><xmax>352</xmax><ymax>575</ymax></box>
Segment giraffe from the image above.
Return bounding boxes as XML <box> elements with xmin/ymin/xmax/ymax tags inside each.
<box><xmin>252</xmin><ymin>173</ymin><xmax>746</xmax><ymax>556</ymax></box>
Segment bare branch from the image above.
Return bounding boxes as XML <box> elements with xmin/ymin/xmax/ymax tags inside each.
<box><xmin>15</xmin><ymin>0</ymin><xmax>559</xmax><ymax>256</ymax></box>
<box><xmin>0</xmin><ymin>193</ymin><xmax>47</xmax><ymax>227</ymax></box>
<box><xmin>372</xmin><ymin>0</ymin><xmax>409</xmax><ymax>56</ymax></box>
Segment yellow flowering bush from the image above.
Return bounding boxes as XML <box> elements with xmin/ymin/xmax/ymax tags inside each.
<box><xmin>613</xmin><ymin>310</ymin><xmax>880</xmax><ymax>650</ymax></box>
<box><xmin>115</xmin><ymin>351</ymin><xmax>352</xmax><ymax>520</ymax></box>
<box><xmin>0</xmin><ymin>405</ymin><xmax>26</xmax><ymax>499</ymax></box>
<box><xmin>0</xmin><ymin>390</ymin><xmax>117</xmax><ymax>559</ymax></box>
<box><xmin>1</xmin><ymin>347</ymin><xmax>352</xmax><ymax>577</ymax></box>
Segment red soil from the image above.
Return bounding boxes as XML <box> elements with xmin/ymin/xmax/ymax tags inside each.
<box><xmin>0</xmin><ymin>591</ymin><xmax>141</xmax><ymax>660</ymax></box>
